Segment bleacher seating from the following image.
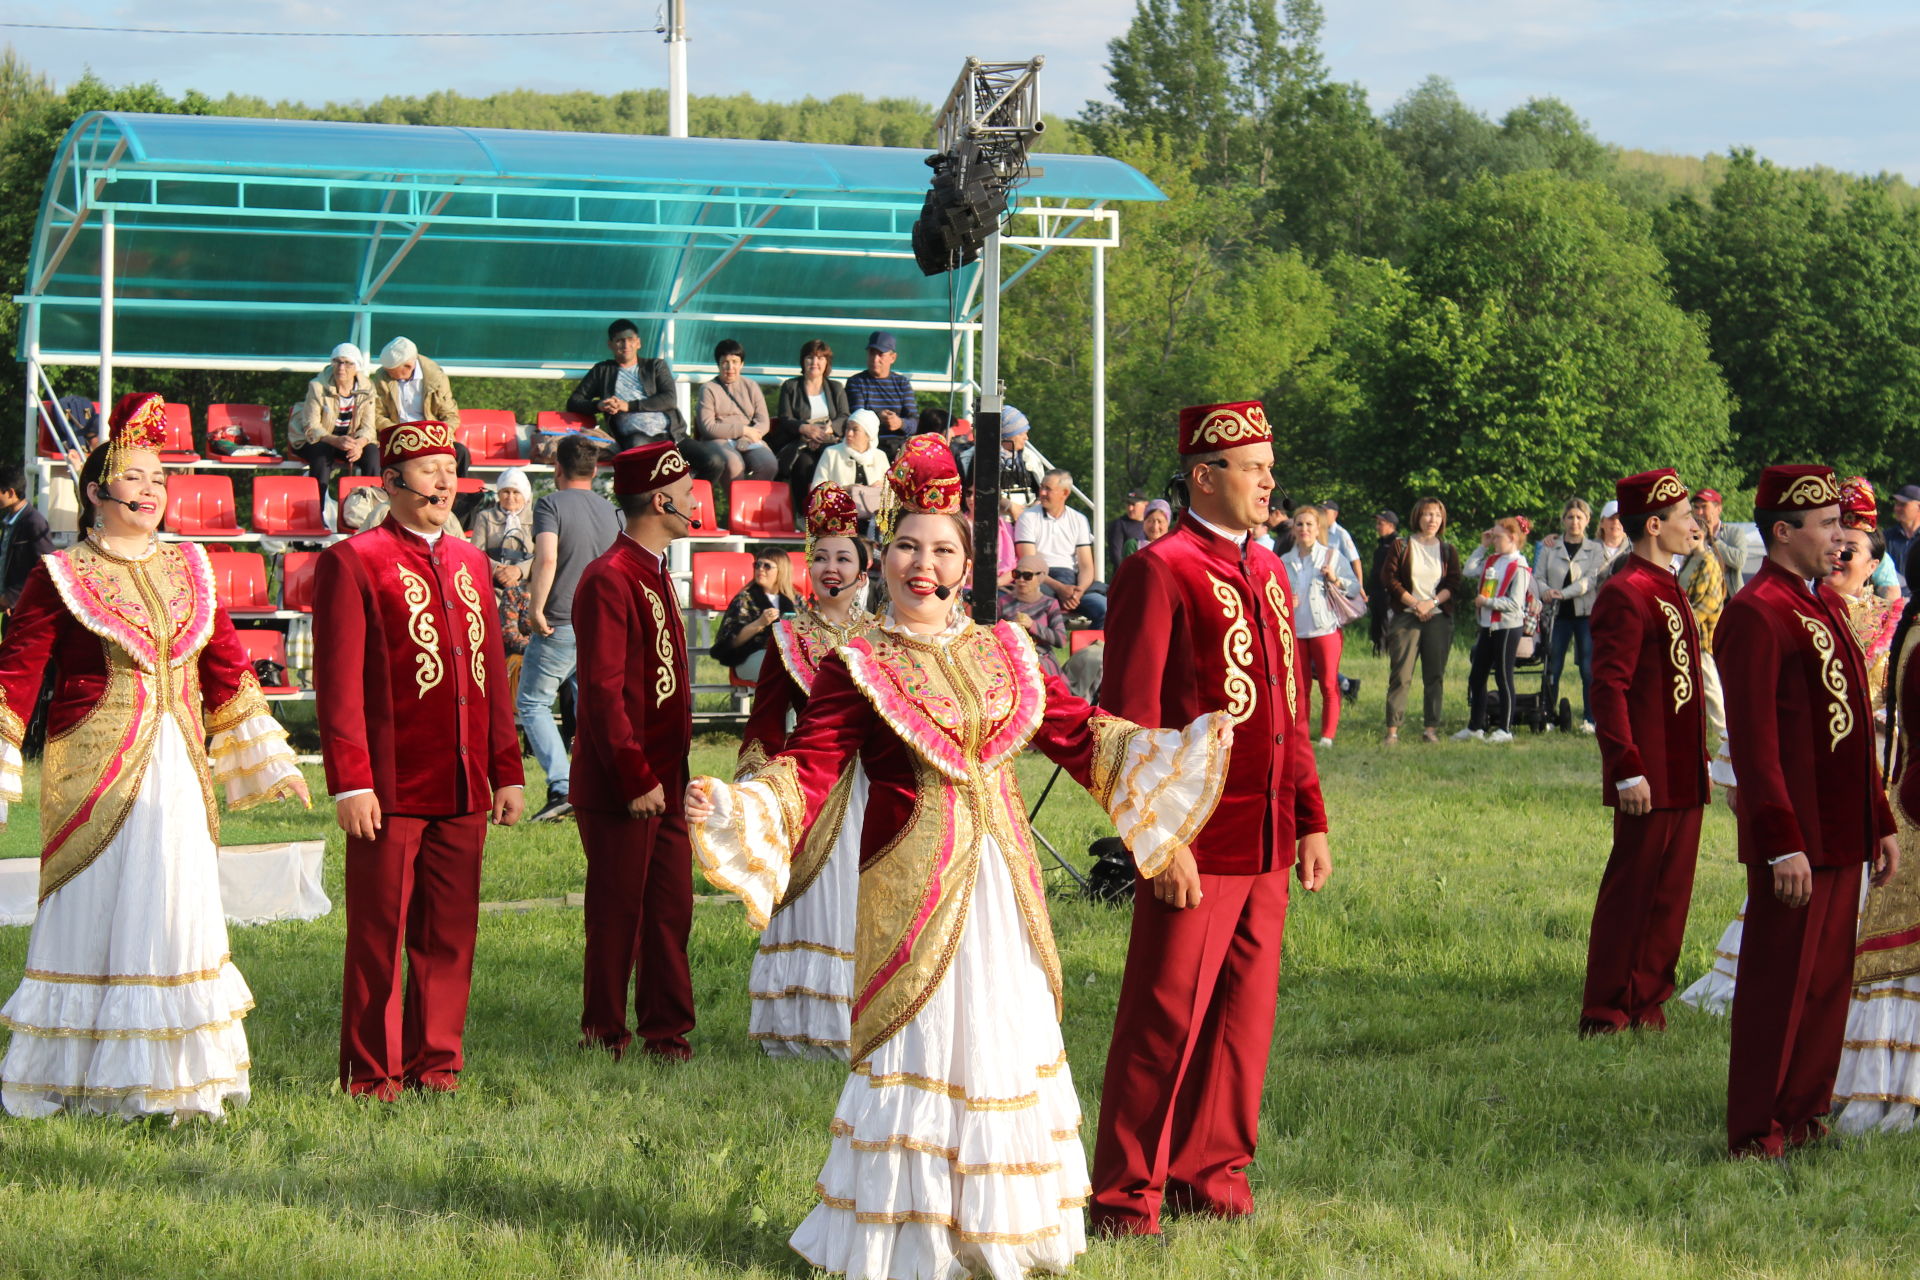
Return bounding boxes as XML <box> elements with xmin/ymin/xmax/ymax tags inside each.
<box><xmin>234</xmin><ymin>628</ymin><xmax>296</xmax><ymax>693</ymax></box>
<box><xmin>338</xmin><ymin>475</ymin><xmax>383</xmax><ymax>502</ymax></box>
<box><xmin>251</xmin><ymin>476</ymin><xmax>332</xmax><ymax>539</ymax></box>
<box><xmin>164</xmin><ymin>475</ymin><xmax>246</xmax><ymax>538</ymax></box>
<box><xmin>38</xmin><ymin>400</ymin><xmax>99</xmax><ymax>458</ymax></box>
<box><xmin>535</xmin><ymin>410</ymin><xmax>595</xmax><ymax>437</ymax></box>
<box><xmin>210</xmin><ymin>552</ymin><xmax>274</xmax><ymax>616</ymax></box>
<box><xmin>281</xmin><ymin>552</ymin><xmax>319</xmax><ymax>612</ymax></box>
<box><xmin>458</xmin><ymin>410</ymin><xmax>528</xmax><ymax>466</ymax></box>
<box><xmin>158</xmin><ymin>403</ymin><xmax>199</xmax><ymax>463</ymax></box>
<box><xmin>205</xmin><ymin>404</ymin><xmax>284</xmax><ymax>465</ymax></box>
<box><xmin>1069</xmin><ymin>628</ymin><xmax>1105</xmax><ymax>654</ymax></box>
<box><xmin>691</xmin><ymin>550</ymin><xmax>753</xmax><ymax>611</ymax></box>
<box><xmin>686</xmin><ymin>479</ymin><xmax>722</xmax><ymax>537</ymax></box>
<box><xmin>727</xmin><ymin>481</ymin><xmax>799</xmax><ymax>538</ymax></box>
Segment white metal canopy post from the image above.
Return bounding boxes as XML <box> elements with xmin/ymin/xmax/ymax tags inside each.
<box><xmin>665</xmin><ymin>0</ymin><xmax>689</xmax><ymax>139</ymax></box>
<box><xmin>97</xmin><ymin>207</ymin><xmax>114</xmax><ymax>414</ymax></box>
<box><xmin>1092</xmin><ymin>243</ymin><xmax>1106</xmax><ymax>580</ymax></box>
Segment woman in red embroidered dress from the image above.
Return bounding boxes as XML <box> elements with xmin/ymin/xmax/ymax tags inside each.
<box><xmin>686</xmin><ymin>438</ymin><xmax>1231</xmax><ymax>1280</ymax></box>
<box><xmin>0</xmin><ymin>394</ymin><xmax>308</xmax><ymax>1120</ymax></box>
<box><xmin>740</xmin><ymin>484</ymin><xmax>874</xmax><ymax>1060</ymax></box>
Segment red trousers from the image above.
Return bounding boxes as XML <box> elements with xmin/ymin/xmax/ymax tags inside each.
<box><xmin>339</xmin><ymin>810</ymin><xmax>487</xmax><ymax>1097</ymax></box>
<box><xmin>1727</xmin><ymin>860</ymin><xmax>1863</xmax><ymax>1157</ymax></box>
<box><xmin>579</xmin><ymin>803</ymin><xmax>695</xmax><ymax>1058</ymax></box>
<box><xmin>1581</xmin><ymin>806</ymin><xmax>1703</xmax><ymax>1032</ymax></box>
<box><xmin>1090</xmin><ymin>867</ymin><xmax>1289</xmax><ymax>1235</ymax></box>
<box><xmin>1300</xmin><ymin>632</ymin><xmax>1341</xmax><ymax>741</ymax></box>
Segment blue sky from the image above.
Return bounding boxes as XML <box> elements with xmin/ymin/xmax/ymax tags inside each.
<box><xmin>8</xmin><ymin>0</ymin><xmax>1918</xmax><ymax>180</ymax></box>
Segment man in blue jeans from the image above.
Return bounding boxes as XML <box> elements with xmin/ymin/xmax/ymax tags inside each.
<box><xmin>520</xmin><ymin>434</ymin><xmax>621</xmax><ymax>821</ymax></box>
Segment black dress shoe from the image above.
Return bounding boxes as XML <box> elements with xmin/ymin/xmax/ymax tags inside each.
<box><xmin>531</xmin><ymin>791</ymin><xmax>573</xmax><ymax>822</ymax></box>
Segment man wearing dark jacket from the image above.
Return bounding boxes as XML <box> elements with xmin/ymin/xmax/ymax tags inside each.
<box><xmin>0</xmin><ymin>465</ymin><xmax>53</xmax><ymax>615</ymax></box>
<box><xmin>1367</xmin><ymin>510</ymin><xmax>1399</xmax><ymax>655</ymax></box>
<box><xmin>565</xmin><ymin>319</ymin><xmax>686</xmax><ymax>450</ymax></box>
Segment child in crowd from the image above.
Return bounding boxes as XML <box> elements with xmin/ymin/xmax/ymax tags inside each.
<box><xmin>1456</xmin><ymin>516</ymin><xmax>1534</xmax><ymax>743</ymax></box>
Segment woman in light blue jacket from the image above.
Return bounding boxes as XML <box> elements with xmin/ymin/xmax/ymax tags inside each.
<box><xmin>1283</xmin><ymin>505</ymin><xmax>1362</xmax><ymax>747</ymax></box>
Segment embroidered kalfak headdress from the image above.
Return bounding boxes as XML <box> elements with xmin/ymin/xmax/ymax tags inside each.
<box><xmin>103</xmin><ymin>392</ymin><xmax>169</xmax><ymax>485</ymax></box>
<box><xmin>805</xmin><ymin>482</ymin><xmax>861</xmax><ymax>560</ymax></box>
<box><xmin>879</xmin><ymin>435</ymin><xmax>963</xmax><ymax>542</ymax></box>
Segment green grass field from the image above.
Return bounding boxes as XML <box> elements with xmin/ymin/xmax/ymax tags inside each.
<box><xmin>0</xmin><ymin>643</ymin><xmax>1912</xmax><ymax>1278</ymax></box>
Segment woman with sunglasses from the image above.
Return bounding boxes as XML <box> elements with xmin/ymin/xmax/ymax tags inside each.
<box><xmin>737</xmin><ymin>485</ymin><xmax>875</xmax><ymax>1060</ymax></box>
<box><xmin>711</xmin><ymin>552</ymin><xmax>797</xmax><ymax>682</ymax></box>
<box><xmin>997</xmin><ymin>553</ymin><xmax>1069</xmax><ymax>676</ymax></box>
<box><xmin>686</xmin><ymin>437</ymin><xmax>1229</xmax><ymax>1280</ymax></box>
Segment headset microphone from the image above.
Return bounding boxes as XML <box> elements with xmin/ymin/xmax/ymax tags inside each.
<box><xmin>822</xmin><ymin>582</ymin><xmax>848</xmax><ymax>597</ymax></box>
<box><xmin>932</xmin><ymin>584</ymin><xmax>954</xmax><ymax>601</ymax></box>
<box><xmin>391</xmin><ymin>475</ymin><xmax>447</xmax><ymax>506</ymax></box>
<box><xmin>661</xmin><ymin>499</ymin><xmax>702</xmax><ymax>530</ymax></box>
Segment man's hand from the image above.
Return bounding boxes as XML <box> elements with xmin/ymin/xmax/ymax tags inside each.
<box><xmin>1874</xmin><ymin>833</ymin><xmax>1901</xmax><ymax>888</ymax></box>
<box><xmin>1296</xmin><ymin>832</ymin><xmax>1331</xmax><ymax>891</ymax></box>
<box><xmin>629</xmin><ymin>784</ymin><xmax>666</xmax><ymax>820</ymax></box>
<box><xmin>491</xmin><ymin>785</ymin><xmax>525</xmax><ymax>827</ymax></box>
<box><xmin>337</xmin><ymin>792</ymin><xmax>382</xmax><ymax>841</ymax></box>
<box><xmin>1152</xmin><ymin>845</ymin><xmax>1203</xmax><ymax>909</ymax></box>
<box><xmin>1772</xmin><ymin>853</ymin><xmax>1812</xmax><ymax>909</ymax></box>
<box><xmin>1618</xmin><ymin>780</ymin><xmax>1652</xmax><ymax>817</ymax></box>
<box><xmin>878</xmin><ymin>410</ymin><xmax>902</xmax><ymax>432</ymax></box>
<box><xmin>1056</xmin><ymin>584</ymin><xmax>1082</xmax><ymax>610</ymax></box>
<box><xmin>531</xmin><ymin>609</ymin><xmax>553</xmax><ymax>637</ymax></box>
<box><xmin>599</xmin><ymin>396</ymin><xmax>626</xmax><ymax>415</ymax></box>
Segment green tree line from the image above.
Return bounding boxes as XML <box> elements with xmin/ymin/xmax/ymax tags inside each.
<box><xmin>4</xmin><ymin>3</ymin><xmax>1919</xmax><ymax>534</ymax></box>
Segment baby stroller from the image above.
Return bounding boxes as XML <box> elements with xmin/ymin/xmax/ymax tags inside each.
<box><xmin>1486</xmin><ymin>603</ymin><xmax>1575</xmax><ymax>734</ymax></box>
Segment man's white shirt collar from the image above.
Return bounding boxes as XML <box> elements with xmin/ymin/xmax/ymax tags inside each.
<box><xmin>1188</xmin><ymin>509</ymin><xmax>1249</xmax><ymax>547</ymax></box>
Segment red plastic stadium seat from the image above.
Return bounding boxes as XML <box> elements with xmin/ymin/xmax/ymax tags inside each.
<box><xmin>252</xmin><ymin>476</ymin><xmax>331</xmax><ymax>538</ymax></box>
<box><xmin>729</xmin><ymin>667</ymin><xmax>757</xmax><ymax>690</ymax></box>
<box><xmin>235</xmin><ymin>628</ymin><xmax>295</xmax><ymax>692</ymax></box>
<box><xmin>788</xmin><ymin>550</ymin><xmax>812</xmax><ymax>601</ymax></box>
<box><xmin>535</xmin><ymin>410</ymin><xmax>595</xmax><ymax>436</ymax></box>
<box><xmin>458</xmin><ymin>410</ymin><xmax>528</xmax><ymax>465</ymax></box>
<box><xmin>205</xmin><ymin>404</ymin><xmax>282</xmax><ymax>464</ymax></box>
<box><xmin>950</xmin><ymin>418</ymin><xmax>974</xmax><ymax>441</ymax></box>
<box><xmin>159</xmin><ymin>402</ymin><xmax>199</xmax><ymax>463</ymax></box>
<box><xmin>1069</xmin><ymin>628</ymin><xmax>1105</xmax><ymax>654</ymax></box>
<box><xmin>163</xmin><ymin>475</ymin><xmax>244</xmax><ymax>537</ymax></box>
<box><xmin>337</xmin><ymin>475</ymin><xmax>383</xmax><ymax>502</ymax></box>
<box><xmin>686</xmin><ymin>479</ymin><xmax>723</xmax><ymax>537</ymax></box>
<box><xmin>728</xmin><ymin>481</ymin><xmax>798</xmax><ymax>538</ymax></box>
<box><xmin>456</xmin><ymin>476</ymin><xmax>485</xmax><ymax>495</ymax></box>
<box><xmin>281</xmin><ymin>552</ymin><xmax>319</xmax><ymax>612</ymax></box>
<box><xmin>690</xmin><ymin>550</ymin><xmax>753</xmax><ymax>612</ymax></box>
<box><xmin>199</xmin><ymin>542</ymin><xmax>239</xmax><ymax>554</ymax></box>
<box><xmin>210</xmin><ymin>552</ymin><xmax>273</xmax><ymax>615</ymax></box>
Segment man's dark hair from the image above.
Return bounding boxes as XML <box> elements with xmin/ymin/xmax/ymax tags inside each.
<box><xmin>607</xmin><ymin>318</ymin><xmax>640</xmax><ymax>340</ymax></box>
<box><xmin>0</xmin><ymin>463</ymin><xmax>26</xmax><ymax>496</ymax></box>
<box><xmin>1623</xmin><ymin>498</ymin><xmax>1689</xmax><ymax>545</ymax></box>
<box><xmin>555</xmin><ymin>433</ymin><xmax>600</xmax><ymax>479</ymax></box>
<box><xmin>714</xmin><ymin>338</ymin><xmax>745</xmax><ymax>363</ymax></box>
<box><xmin>917</xmin><ymin>407</ymin><xmax>951</xmax><ymax>435</ymax></box>
<box><xmin>1755</xmin><ymin>509</ymin><xmax>1804</xmax><ymax>550</ymax></box>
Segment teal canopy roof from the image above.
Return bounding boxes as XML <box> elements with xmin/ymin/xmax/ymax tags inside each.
<box><xmin>21</xmin><ymin>111</ymin><xmax>1161</xmax><ymax>383</ymax></box>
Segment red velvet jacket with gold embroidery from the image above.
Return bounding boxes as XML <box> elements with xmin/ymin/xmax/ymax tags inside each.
<box><xmin>1717</xmin><ymin>557</ymin><xmax>1895</xmax><ymax>867</ymax></box>
<box><xmin>0</xmin><ymin>538</ymin><xmax>301</xmax><ymax>898</ymax></box>
<box><xmin>1100</xmin><ymin>513</ymin><xmax>1327</xmax><ymax>873</ymax></box>
<box><xmin>1589</xmin><ymin>553</ymin><xmax>1710</xmax><ymax>809</ymax></box>
<box><xmin>738</xmin><ymin>607</ymin><xmax>873</xmax><ymax>766</ymax></box>
<box><xmin>313</xmin><ymin>521</ymin><xmax>522</xmax><ymax>816</ymax></box>
<box><xmin>570</xmin><ymin>533</ymin><xmax>692</xmax><ymax>814</ymax></box>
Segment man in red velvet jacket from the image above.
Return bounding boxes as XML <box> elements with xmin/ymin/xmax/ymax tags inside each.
<box><xmin>571</xmin><ymin>441</ymin><xmax>698</xmax><ymax>1060</ymax></box>
<box><xmin>1582</xmin><ymin>469</ymin><xmax>1709</xmax><ymax>1035</ymax></box>
<box><xmin>1090</xmin><ymin>400</ymin><xmax>1332</xmax><ymax>1238</ymax></box>
<box><xmin>314</xmin><ymin>419</ymin><xmax>525</xmax><ymax>1100</ymax></box>
<box><xmin>1718</xmin><ymin>463</ymin><xmax>1899</xmax><ymax>1157</ymax></box>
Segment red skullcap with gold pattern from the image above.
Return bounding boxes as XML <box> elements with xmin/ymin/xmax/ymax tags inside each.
<box><xmin>1614</xmin><ymin>468</ymin><xmax>1690</xmax><ymax>520</ymax></box>
<box><xmin>1755</xmin><ymin>464</ymin><xmax>1841</xmax><ymax>513</ymax></box>
<box><xmin>377</xmin><ymin>419</ymin><xmax>457</xmax><ymax>470</ymax></box>
<box><xmin>103</xmin><ymin>392</ymin><xmax>169</xmax><ymax>483</ymax></box>
<box><xmin>880</xmin><ymin>435</ymin><xmax>962</xmax><ymax>542</ymax></box>
<box><xmin>1839</xmin><ymin>475</ymin><xmax>1879</xmax><ymax>532</ymax></box>
<box><xmin>612</xmin><ymin>440</ymin><xmax>688</xmax><ymax>496</ymax></box>
<box><xmin>1177</xmin><ymin>400</ymin><xmax>1271</xmax><ymax>457</ymax></box>
<box><xmin>805</xmin><ymin>482</ymin><xmax>861</xmax><ymax>559</ymax></box>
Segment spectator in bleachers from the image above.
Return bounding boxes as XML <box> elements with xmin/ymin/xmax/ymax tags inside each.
<box><xmin>710</xmin><ymin>552</ymin><xmax>796</xmax><ymax>681</ymax></box>
<box><xmin>0</xmin><ymin>463</ymin><xmax>54</xmax><ymax>615</ymax></box>
<box><xmin>1143</xmin><ymin>498</ymin><xmax>1172</xmax><ymax>543</ymax></box>
<box><xmin>521</xmin><ymin>435</ymin><xmax>622</xmax><ymax>824</ymax></box>
<box><xmin>296</xmin><ymin>344</ymin><xmax>378</xmax><ymax>493</ymax></box>
<box><xmin>844</xmin><ymin>331</ymin><xmax>917</xmax><ymax>449</ymax></box>
<box><xmin>954</xmin><ymin>406</ymin><xmax>1044</xmax><ymax>507</ymax></box>
<box><xmin>1107</xmin><ymin>489</ymin><xmax>1148</xmax><ymax>570</ymax></box>
<box><xmin>566</xmin><ymin>319</ymin><xmax>685</xmax><ymax>451</ymax></box>
<box><xmin>373</xmin><ymin>337</ymin><xmax>470</xmax><ymax>475</ymax></box>
<box><xmin>812</xmin><ymin>409</ymin><xmax>889</xmax><ymax>517</ymax></box>
<box><xmin>695</xmin><ymin>339</ymin><xmax>776</xmax><ymax>483</ymax></box>
<box><xmin>773</xmin><ymin>338</ymin><xmax>848</xmax><ymax>505</ymax></box>
<box><xmin>1015</xmin><ymin>467</ymin><xmax>1106</xmax><ymax>627</ymax></box>
<box><xmin>467</xmin><ymin>468</ymin><xmax>535</xmax><ymax>663</ymax></box>
<box><xmin>998</xmin><ymin>553</ymin><xmax>1068</xmax><ymax>676</ymax></box>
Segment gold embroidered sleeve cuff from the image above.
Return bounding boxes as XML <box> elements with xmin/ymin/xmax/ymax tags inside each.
<box><xmin>204</xmin><ymin>670</ymin><xmax>270</xmax><ymax>737</ymax></box>
<box><xmin>1102</xmin><ymin>711</ymin><xmax>1234</xmax><ymax>878</ymax></box>
<box><xmin>209</xmin><ymin>712</ymin><xmax>305</xmax><ymax>811</ymax></box>
<box><xmin>689</xmin><ymin>766</ymin><xmax>801</xmax><ymax>931</ymax></box>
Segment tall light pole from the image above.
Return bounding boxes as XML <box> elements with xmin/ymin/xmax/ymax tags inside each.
<box><xmin>664</xmin><ymin>0</ymin><xmax>688</xmax><ymax>138</ymax></box>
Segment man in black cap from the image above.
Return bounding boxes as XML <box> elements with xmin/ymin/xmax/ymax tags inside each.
<box><xmin>1107</xmin><ymin>489</ymin><xmax>1150</xmax><ymax>571</ymax></box>
<box><xmin>844</xmin><ymin>330</ymin><xmax>917</xmax><ymax>452</ymax></box>
<box><xmin>1888</xmin><ymin>484</ymin><xmax>1920</xmax><ymax>596</ymax></box>
<box><xmin>1369</xmin><ymin>509</ymin><xmax>1401</xmax><ymax>656</ymax></box>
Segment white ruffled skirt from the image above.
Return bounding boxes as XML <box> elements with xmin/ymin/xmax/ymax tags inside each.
<box><xmin>788</xmin><ymin>833</ymin><xmax>1088</xmax><ymax>1280</ymax></box>
<box><xmin>749</xmin><ymin>765</ymin><xmax>865</xmax><ymax>1061</ymax></box>
<box><xmin>0</xmin><ymin>716</ymin><xmax>252</xmax><ymax>1119</ymax></box>
<box><xmin>1677</xmin><ymin>901</ymin><xmax>1744</xmax><ymax>1015</ymax></box>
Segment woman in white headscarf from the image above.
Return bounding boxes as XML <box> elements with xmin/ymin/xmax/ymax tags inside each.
<box><xmin>466</xmin><ymin>469</ymin><xmax>535</xmax><ymax>662</ymax></box>
<box><xmin>296</xmin><ymin>343</ymin><xmax>377</xmax><ymax>494</ymax></box>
